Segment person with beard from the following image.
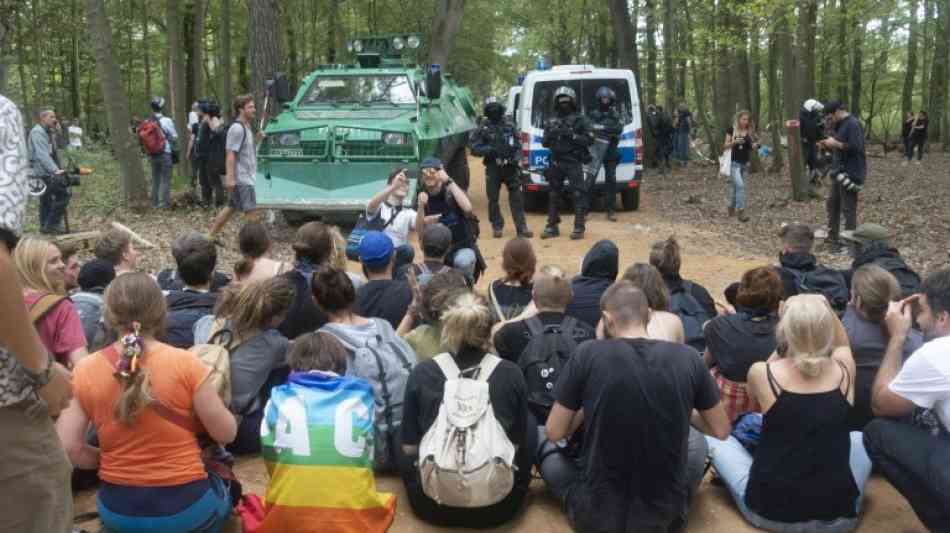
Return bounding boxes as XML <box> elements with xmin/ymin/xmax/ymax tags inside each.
<box><xmin>565</xmin><ymin>239</ymin><xmax>619</xmax><ymax>329</ymax></box>
<box><xmin>540</xmin><ymin>86</ymin><xmax>594</xmax><ymax>241</ymax></box>
<box><xmin>817</xmin><ymin>101</ymin><xmax>866</xmax><ymax>252</ymax></box>
<box><xmin>470</xmin><ymin>98</ymin><xmax>532</xmax><ymax>238</ymax></box>
<box><xmin>587</xmin><ymin>87</ymin><xmax>624</xmax><ymax>221</ymax></box>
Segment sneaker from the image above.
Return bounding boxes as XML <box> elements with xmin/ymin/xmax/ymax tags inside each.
<box><xmin>493</xmin><ymin>228</ymin><xmax>504</xmax><ymax>238</ymax></box>
<box><xmin>517</xmin><ymin>229</ymin><xmax>534</xmax><ymax>238</ymax></box>
<box><xmin>540</xmin><ymin>226</ymin><xmax>559</xmax><ymax>239</ymax></box>
<box><xmin>570</xmin><ymin>228</ymin><xmax>585</xmax><ymax>240</ymax></box>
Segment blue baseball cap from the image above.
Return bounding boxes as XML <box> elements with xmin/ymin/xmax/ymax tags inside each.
<box><xmin>419</xmin><ymin>157</ymin><xmax>443</xmax><ymax>170</ymax></box>
<box><xmin>358</xmin><ymin>231</ymin><xmax>394</xmax><ymax>267</ymax></box>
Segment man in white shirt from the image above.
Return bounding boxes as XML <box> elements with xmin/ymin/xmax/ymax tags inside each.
<box><xmin>365</xmin><ymin>167</ymin><xmax>418</xmax><ymax>272</ymax></box>
<box><xmin>866</xmin><ymin>269</ymin><xmax>950</xmax><ymax>531</ymax></box>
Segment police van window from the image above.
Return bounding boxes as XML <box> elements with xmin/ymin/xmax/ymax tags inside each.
<box><xmin>531</xmin><ymin>78</ymin><xmax>633</xmax><ymax>127</ymax></box>
<box><xmin>302</xmin><ymin>75</ymin><xmax>416</xmax><ymax>105</ymax></box>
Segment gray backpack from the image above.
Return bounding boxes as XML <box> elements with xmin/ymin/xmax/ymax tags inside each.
<box><xmin>320</xmin><ymin>318</ymin><xmax>417</xmax><ymax>471</ymax></box>
<box><xmin>71</xmin><ymin>292</ymin><xmax>109</xmax><ymax>352</ymax></box>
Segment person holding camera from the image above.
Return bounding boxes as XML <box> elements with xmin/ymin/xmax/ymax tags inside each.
<box><xmin>818</xmin><ymin>101</ymin><xmax>865</xmax><ymax>251</ymax></box>
<box><xmin>29</xmin><ymin>109</ymin><xmax>70</xmax><ymax>235</ymax></box>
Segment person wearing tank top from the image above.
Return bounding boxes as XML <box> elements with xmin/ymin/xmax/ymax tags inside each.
<box><xmin>706</xmin><ymin>295</ymin><xmax>872</xmax><ymax>532</ymax></box>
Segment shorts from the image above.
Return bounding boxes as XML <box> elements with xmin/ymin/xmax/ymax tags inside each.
<box><xmin>229</xmin><ymin>184</ymin><xmax>257</xmax><ymax>212</ymax></box>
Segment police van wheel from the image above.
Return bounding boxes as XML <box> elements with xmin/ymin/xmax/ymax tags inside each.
<box><xmin>446</xmin><ymin>149</ymin><xmax>471</xmax><ymax>191</ymax></box>
<box><xmin>621</xmin><ymin>188</ymin><xmax>640</xmax><ymax>211</ymax></box>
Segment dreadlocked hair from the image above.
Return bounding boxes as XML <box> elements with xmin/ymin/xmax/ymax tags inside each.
<box><xmin>229</xmin><ymin>277</ymin><xmax>295</xmax><ymax>335</ymax></box>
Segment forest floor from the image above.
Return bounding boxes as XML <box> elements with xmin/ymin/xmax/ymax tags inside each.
<box><xmin>55</xmin><ymin>149</ymin><xmax>938</xmax><ymax>532</ymax></box>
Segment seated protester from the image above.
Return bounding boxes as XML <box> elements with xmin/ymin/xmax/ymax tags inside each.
<box><xmin>844</xmin><ymin>265</ymin><xmax>922</xmax><ymax>430</ymax></box>
<box><xmin>218</xmin><ymin>277</ymin><xmax>293</xmax><ymax>454</ymax></box>
<box><xmin>494</xmin><ymin>265</ymin><xmax>596</xmax><ymax>365</ymax></box>
<box><xmin>57</xmin><ymin>243</ymin><xmax>80</xmax><ymax>293</ymax></box>
<box><xmin>314</xmin><ymin>266</ymin><xmax>417</xmax><ymax>471</ymax></box>
<box><xmin>278</xmin><ymin>221</ymin><xmax>333</xmax><ymax>340</ymax></box>
<box><xmin>329</xmin><ymin>225</ymin><xmax>367</xmax><ymax>291</ymax></box>
<box><xmin>160</xmin><ymin>232</ymin><xmax>219</xmax><ymax>349</ymax></box>
<box><xmin>156</xmin><ymin>229</ymin><xmax>231</xmax><ymax>293</ymax></box>
<box><xmin>845</xmin><ymin>223</ymin><xmax>921</xmax><ymax>299</ymax></box>
<box><xmin>400</xmin><ymin>292</ymin><xmax>533</xmax><ymax>527</ymax></box>
<box><xmin>366</xmin><ymin>167</ymin><xmax>418</xmax><ymax>273</ymax></box>
<box><xmin>400</xmin><ymin>223</ymin><xmax>460</xmax><ymax>287</ymax></box>
<box><xmin>257</xmin><ymin>332</ymin><xmax>396</xmax><ymax>532</ymax></box>
<box><xmin>540</xmin><ymin>282</ymin><xmax>730</xmax><ymax>533</ymax></box>
<box><xmin>703</xmin><ymin>267</ymin><xmax>782</xmax><ymax>422</ymax></box>
<box><xmin>233</xmin><ymin>221</ymin><xmax>291</xmax><ymax>284</ymax></box>
<box><xmin>565</xmin><ymin>239</ymin><xmax>619</xmax><ymax>329</ymax></box>
<box><xmin>864</xmin><ymin>269</ymin><xmax>950</xmax><ymax>532</ymax></box>
<box><xmin>776</xmin><ymin>223</ymin><xmax>850</xmax><ymax>314</ymax></box>
<box><xmin>707</xmin><ymin>294</ymin><xmax>871</xmax><ymax>531</ymax></box>
<box><xmin>356</xmin><ymin>231</ymin><xmax>413</xmax><ymax>330</ymax></box>
<box><xmin>487</xmin><ymin>237</ymin><xmax>536</xmax><ymax>323</ymax></box>
<box><xmin>94</xmin><ymin>228</ymin><xmax>140</xmax><ymax>278</ymax></box>
<box><xmin>623</xmin><ymin>263</ymin><xmax>686</xmax><ymax>344</ymax></box>
<box><xmin>398</xmin><ymin>269</ymin><xmax>470</xmax><ymax>360</ymax></box>
<box><xmin>15</xmin><ymin>237</ymin><xmax>88</xmax><ymax>366</ymax></box>
<box><xmin>415</xmin><ymin>158</ymin><xmax>484</xmax><ymax>282</ymax></box>
<box><xmin>73</xmin><ymin>258</ymin><xmax>117</xmax><ymax>352</ymax></box>
<box><xmin>56</xmin><ymin>273</ymin><xmax>237</xmax><ymax>533</ymax></box>
<box><xmin>649</xmin><ymin>237</ymin><xmax>716</xmax><ymax>352</ymax></box>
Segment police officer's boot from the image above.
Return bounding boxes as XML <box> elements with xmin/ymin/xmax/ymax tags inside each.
<box><xmin>606</xmin><ymin>208</ymin><xmax>617</xmax><ymax>222</ymax></box>
<box><xmin>541</xmin><ymin>225</ymin><xmax>560</xmax><ymax>239</ymax></box>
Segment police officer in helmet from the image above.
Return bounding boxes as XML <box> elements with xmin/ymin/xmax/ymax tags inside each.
<box><xmin>588</xmin><ymin>86</ymin><xmax>624</xmax><ymax>222</ymax></box>
<box><xmin>541</xmin><ymin>86</ymin><xmax>594</xmax><ymax>240</ymax></box>
<box><xmin>469</xmin><ymin>97</ymin><xmax>532</xmax><ymax>238</ymax></box>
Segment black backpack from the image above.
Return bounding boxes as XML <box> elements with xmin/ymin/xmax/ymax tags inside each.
<box><xmin>518</xmin><ymin>316</ymin><xmax>580</xmax><ymax>422</ymax></box>
<box><xmin>207</xmin><ymin>122</ymin><xmax>246</xmax><ymax>177</ymax></box>
<box><xmin>784</xmin><ymin>266</ymin><xmax>850</xmax><ymax>315</ymax></box>
<box><xmin>873</xmin><ymin>257</ymin><xmax>922</xmax><ymax>299</ymax></box>
<box><xmin>670</xmin><ymin>281</ymin><xmax>712</xmax><ymax>353</ymax></box>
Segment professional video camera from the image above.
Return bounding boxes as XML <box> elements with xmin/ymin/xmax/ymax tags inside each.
<box><xmin>27</xmin><ymin>161</ymin><xmax>92</xmax><ymax>197</ymax></box>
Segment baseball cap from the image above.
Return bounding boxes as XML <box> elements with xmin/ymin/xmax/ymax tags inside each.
<box><xmin>420</xmin><ymin>157</ymin><xmax>443</xmax><ymax>170</ymax></box>
<box><xmin>852</xmin><ymin>223</ymin><xmax>889</xmax><ymax>242</ymax></box>
<box><xmin>78</xmin><ymin>258</ymin><xmax>117</xmax><ymax>291</ymax></box>
<box><xmin>422</xmin><ymin>223</ymin><xmax>453</xmax><ymax>257</ymax></box>
<box><xmin>824</xmin><ymin>100</ymin><xmax>846</xmax><ymax>115</ymax></box>
<box><xmin>358</xmin><ymin>231</ymin><xmax>394</xmax><ymax>267</ymax></box>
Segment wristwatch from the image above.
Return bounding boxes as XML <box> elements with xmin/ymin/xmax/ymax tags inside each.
<box><xmin>21</xmin><ymin>352</ymin><xmax>55</xmax><ymax>388</ymax></box>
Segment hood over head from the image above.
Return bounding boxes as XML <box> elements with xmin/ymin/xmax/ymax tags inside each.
<box><xmin>580</xmin><ymin>240</ymin><xmax>619</xmax><ymax>281</ymax></box>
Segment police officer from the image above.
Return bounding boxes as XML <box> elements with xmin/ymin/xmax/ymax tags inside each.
<box><xmin>587</xmin><ymin>87</ymin><xmax>624</xmax><ymax>222</ymax></box>
<box><xmin>469</xmin><ymin>98</ymin><xmax>532</xmax><ymax>238</ymax></box>
<box><xmin>540</xmin><ymin>86</ymin><xmax>593</xmax><ymax>240</ymax></box>
<box><xmin>29</xmin><ymin>109</ymin><xmax>69</xmax><ymax>235</ymax></box>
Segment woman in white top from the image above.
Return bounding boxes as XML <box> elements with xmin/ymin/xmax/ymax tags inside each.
<box><xmin>234</xmin><ymin>221</ymin><xmax>290</xmax><ymax>283</ymax></box>
<box><xmin>622</xmin><ymin>263</ymin><xmax>686</xmax><ymax>343</ymax></box>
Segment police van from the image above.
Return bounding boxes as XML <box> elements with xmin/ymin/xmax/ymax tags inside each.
<box><xmin>516</xmin><ymin>65</ymin><xmax>643</xmax><ymax>211</ymax></box>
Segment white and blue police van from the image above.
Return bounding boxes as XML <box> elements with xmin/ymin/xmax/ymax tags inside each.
<box><xmin>516</xmin><ymin>65</ymin><xmax>644</xmax><ymax>211</ymax></box>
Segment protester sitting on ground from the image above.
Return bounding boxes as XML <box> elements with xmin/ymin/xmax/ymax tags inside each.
<box><xmin>73</xmin><ymin>258</ymin><xmax>117</xmax><ymax>352</ymax></box>
<box><xmin>622</xmin><ymin>263</ymin><xmax>686</xmax><ymax>344</ymax></box>
<box><xmin>156</xmin><ymin>230</ymin><xmax>231</xmax><ymax>293</ymax></box>
<box><xmin>487</xmin><ymin>237</ymin><xmax>536</xmax><ymax>323</ymax></box>
<box><xmin>233</xmin><ymin>221</ymin><xmax>291</xmax><ymax>284</ymax></box>
<box><xmin>314</xmin><ymin>266</ymin><xmax>416</xmax><ymax>471</ymax></box>
<box><xmin>703</xmin><ymin>266</ymin><xmax>782</xmax><ymax>422</ymax></box>
<box><xmin>329</xmin><ymin>225</ymin><xmax>367</xmax><ymax>291</ymax></box>
<box><xmin>56</xmin><ymin>272</ymin><xmax>237</xmax><ymax>533</ymax></box>
<box><xmin>864</xmin><ymin>269</ymin><xmax>950</xmax><ymax>531</ymax></box>
<box><xmin>356</xmin><ymin>231</ymin><xmax>414</xmax><ymax>330</ymax></box>
<box><xmin>706</xmin><ymin>294</ymin><xmax>870</xmax><ymax>531</ymax></box>
<box><xmin>493</xmin><ymin>265</ymin><xmax>596</xmax><ymax>364</ymax></box>
<box><xmin>540</xmin><ymin>282</ymin><xmax>730</xmax><ymax>532</ymax></box>
<box><xmin>278</xmin><ymin>221</ymin><xmax>333</xmax><ymax>340</ymax></box>
<box><xmin>15</xmin><ymin>237</ymin><xmax>88</xmax><ymax>367</ymax></box>
<box><xmin>94</xmin><ymin>228</ymin><xmax>139</xmax><ymax>278</ymax></box>
<box><xmin>366</xmin><ymin>167</ymin><xmax>418</xmax><ymax>273</ymax></box>
<box><xmin>565</xmin><ymin>239</ymin><xmax>619</xmax><ymax>329</ymax></box>
<box><xmin>400</xmin><ymin>291</ymin><xmax>532</xmax><ymax>527</ymax></box>
<box><xmin>650</xmin><ymin>236</ymin><xmax>716</xmax><ymax>352</ymax></box>
<box><xmin>844</xmin><ymin>265</ymin><xmax>923</xmax><ymax>430</ymax></box>
<box><xmin>57</xmin><ymin>243</ymin><xmax>80</xmax><ymax>292</ymax></box>
<box><xmin>160</xmin><ymin>232</ymin><xmax>219</xmax><ymax>349</ymax></box>
<box><xmin>844</xmin><ymin>223</ymin><xmax>921</xmax><ymax>298</ymax></box>
<box><xmin>776</xmin><ymin>223</ymin><xmax>850</xmax><ymax>313</ymax></box>
<box><xmin>398</xmin><ymin>269</ymin><xmax>470</xmax><ymax>360</ymax></box>
<box><xmin>256</xmin><ymin>331</ymin><xmax>396</xmax><ymax>532</ymax></box>
<box><xmin>400</xmin><ymin>223</ymin><xmax>459</xmax><ymax>286</ymax></box>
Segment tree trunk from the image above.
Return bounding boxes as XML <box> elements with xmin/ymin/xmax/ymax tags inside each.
<box><xmin>249</xmin><ymin>0</ymin><xmax>282</xmax><ymax>119</ymax></box>
<box><xmin>922</xmin><ymin>0</ymin><xmax>935</xmax><ymax>111</ymax></box>
<box><xmin>799</xmin><ymin>0</ymin><xmax>818</xmax><ymax>98</ymax></box>
<box><xmin>850</xmin><ymin>15</ymin><xmax>864</xmax><ymax>121</ymax></box>
<box><xmin>221</xmin><ymin>0</ymin><xmax>231</xmax><ymax>119</ymax></box>
<box><xmin>0</xmin><ymin>6</ymin><xmax>10</xmax><ymax>94</ymax></box>
<box><xmin>662</xmin><ymin>0</ymin><xmax>674</xmax><ymax>111</ymax></box>
<box><xmin>85</xmin><ymin>0</ymin><xmax>148</xmax><ymax>205</ymax></box>
<box><xmin>903</xmin><ymin>0</ymin><xmax>920</xmax><ymax>117</ymax></box>
<box><xmin>286</xmin><ymin>5</ymin><xmax>299</xmax><ymax>89</ymax></box>
<box><xmin>930</xmin><ymin>0</ymin><xmax>949</xmax><ymax>144</ymax></box>
<box><xmin>31</xmin><ymin>0</ymin><xmax>46</xmax><ymax>105</ymax></box>
<box><xmin>750</xmin><ymin>28</ymin><xmax>762</xmax><ymax>128</ymax></box>
<box><xmin>69</xmin><ymin>0</ymin><xmax>81</xmax><ymax>118</ymax></box>
<box><xmin>168</xmin><ymin>0</ymin><xmax>188</xmax><ymax>177</ymax></box>
<box><xmin>15</xmin><ymin>6</ymin><xmax>31</xmax><ymax>117</ymax></box>
<box><xmin>192</xmin><ymin>0</ymin><xmax>206</xmax><ymax>101</ymax></box>
<box><xmin>609</xmin><ymin>0</ymin><xmax>652</xmax><ymax>166</ymax></box>
<box><xmin>683</xmin><ymin>1</ymin><xmax>717</xmax><ymax>158</ymax></box>
<box><xmin>143</xmin><ymin>0</ymin><xmax>152</xmax><ymax>102</ymax></box>
<box><xmin>430</xmin><ymin>0</ymin><xmax>466</xmax><ymax>68</ymax></box>
<box><xmin>767</xmin><ymin>27</ymin><xmax>785</xmax><ymax>172</ymax></box>
<box><xmin>780</xmin><ymin>8</ymin><xmax>806</xmax><ymax>200</ymax></box>
<box><xmin>836</xmin><ymin>1</ymin><xmax>849</xmax><ymax>102</ymax></box>
<box><xmin>327</xmin><ymin>0</ymin><xmax>338</xmax><ymax>63</ymax></box>
<box><xmin>645</xmin><ymin>0</ymin><xmax>657</xmax><ymax>105</ymax></box>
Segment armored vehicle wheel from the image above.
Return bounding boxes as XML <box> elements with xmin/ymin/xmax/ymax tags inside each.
<box><xmin>446</xmin><ymin>148</ymin><xmax>471</xmax><ymax>191</ymax></box>
<box><xmin>621</xmin><ymin>188</ymin><xmax>640</xmax><ymax>211</ymax></box>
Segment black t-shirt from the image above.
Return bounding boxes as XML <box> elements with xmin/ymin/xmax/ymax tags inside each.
<box><xmin>726</xmin><ymin>127</ymin><xmax>755</xmax><ymax>164</ymax></box>
<box><xmin>424</xmin><ymin>186</ymin><xmax>471</xmax><ymax>247</ymax></box>
<box><xmin>555</xmin><ymin>338</ymin><xmax>720</xmax><ymax>531</ymax></box>
<box><xmin>704</xmin><ymin>312</ymin><xmax>778</xmax><ymax>382</ymax></box>
<box><xmin>831</xmin><ymin>115</ymin><xmax>866</xmax><ymax>184</ymax></box>
<box><xmin>277</xmin><ymin>269</ymin><xmax>329</xmax><ymax>340</ymax></box>
<box><xmin>911</xmin><ymin>117</ymin><xmax>929</xmax><ymax>140</ymax></box>
<box><xmin>493</xmin><ymin>311</ymin><xmax>596</xmax><ymax>364</ymax></box>
<box><xmin>664</xmin><ymin>275</ymin><xmax>717</xmax><ymax>319</ymax></box>
<box><xmin>356</xmin><ymin>279</ymin><xmax>413</xmax><ymax>330</ymax></box>
<box><xmin>565</xmin><ymin>277</ymin><xmax>612</xmax><ymax>330</ymax></box>
<box><xmin>488</xmin><ymin>280</ymin><xmax>533</xmax><ymax>322</ymax></box>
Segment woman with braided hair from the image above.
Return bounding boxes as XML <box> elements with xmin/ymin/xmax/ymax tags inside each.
<box><xmin>57</xmin><ymin>273</ymin><xmax>237</xmax><ymax>533</ymax></box>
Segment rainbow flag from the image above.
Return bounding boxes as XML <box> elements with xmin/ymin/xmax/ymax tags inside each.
<box><xmin>258</xmin><ymin>372</ymin><xmax>396</xmax><ymax>533</ymax></box>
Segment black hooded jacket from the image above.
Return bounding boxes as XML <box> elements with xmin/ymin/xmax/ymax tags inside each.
<box><xmin>566</xmin><ymin>240</ymin><xmax>619</xmax><ymax>328</ymax></box>
<box><xmin>162</xmin><ymin>289</ymin><xmax>218</xmax><ymax>348</ymax></box>
<box><xmin>849</xmin><ymin>242</ymin><xmax>921</xmax><ymax>298</ymax></box>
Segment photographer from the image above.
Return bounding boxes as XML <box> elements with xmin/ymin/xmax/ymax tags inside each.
<box><xmin>818</xmin><ymin>101</ymin><xmax>866</xmax><ymax>252</ymax></box>
<box><xmin>29</xmin><ymin>109</ymin><xmax>69</xmax><ymax>235</ymax></box>
<box><xmin>195</xmin><ymin>100</ymin><xmax>225</xmax><ymax>208</ymax></box>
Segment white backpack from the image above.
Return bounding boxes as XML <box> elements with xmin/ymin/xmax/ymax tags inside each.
<box><xmin>418</xmin><ymin>353</ymin><xmax>517</xmax><ymax>507</ymax></box>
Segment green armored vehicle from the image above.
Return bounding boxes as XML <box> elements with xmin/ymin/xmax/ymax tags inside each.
<box><xmin>255</xmin><ymin>34</ymin><xmax>478</xmax><ymax>221</ymax></box>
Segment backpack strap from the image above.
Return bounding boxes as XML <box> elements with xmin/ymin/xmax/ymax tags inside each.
<box><xmin>433</xmin><ymin>353</ymin><xmax>461</xmax><ymax>379</ymax></box>
<box><xmin>525</xmin><ymin>315</ymin><xmax>545</xmax><ymax>338</ymax></box>
<box><xmin>476</xmin><ymin>354</ymin><xmax>502</xmax><ymax>383</ymax></box>
<box><xmin>558</xmin><ymin>316</ymin><xmax>578</xmax><ymax>341</ymax></box>
<box><xmin>29</xmin><ymin>294</ymin><xmax>67</xmax><ymax>324</ymax></box>
<box><xmin>489</xmin><ymin>282</ymin><xmax>506</xmax><ymax>321</ymax></box>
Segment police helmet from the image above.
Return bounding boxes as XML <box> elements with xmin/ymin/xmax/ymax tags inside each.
<box><xmin>554</xmin><ymin>86</ymin><xmax>577</xmax><ymax>107</ymax></box>
<box><xmin>150</xmin><ymin>97</ymin><xmax>166</xmax><ymax>112</ymax></box>
<box><xmin>595</xmin><ymin>86</ymin><xmax>616</xmax><ymax>104</ymax></box>
<box><xmin>803</xmin><ymin>98</ymin><xmax>824</xmax><ymax>113</ymax></box>
<box><xmin>483</xmin><ymin>97</ymin><xmax>506</xmax><ymax>118</ymax></box>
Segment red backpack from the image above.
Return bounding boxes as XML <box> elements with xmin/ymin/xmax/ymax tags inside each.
<box><xmin>138</xmin><ymin>118</ymin><xmax>167</xmax><ymax>155</ymax></box>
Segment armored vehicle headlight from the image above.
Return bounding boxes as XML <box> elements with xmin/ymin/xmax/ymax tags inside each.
<box><xmin>346</xmin><ymin>41</ymin><xmax>354</xmax><ymax>53</ymax></box>
<box><xmin>353</xmin><ymin>40</ymin><xmax>363</xmax><ymax>53</ymax></box>
<box><xmin>383</xmin><ymin>132</ymin><xmax>408</xmax><ymax>145</ymax></box>
<box><xmin>277</xmin><ymin>133</ymin><xmax>301</xmax><ymax>146</ymax></box>
<box><xmin>407</xmin><ymin>35</ymin><xmax>421</xmax><ymax>49</ymax></box>
<box><xmin>392</xmin><ymin>37</ymin><xmax>405</xmax><ymax>50</ymax></box>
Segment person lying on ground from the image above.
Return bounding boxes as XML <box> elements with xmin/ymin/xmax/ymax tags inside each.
<box><xmin>160</xmin><ymin>232</ymin><xmax>219</xmax><ymax>349</ymax></box>
<box><xmin>57</xmin><ymin>273</ymin><xmax>236</xmax><ymax>533</ymax></box>
<box><xmin>565</xmin><ymin>239</ymin><xmax>618</xmax><ymax>329</ymax></box>
<box><xmin>398</xmin><ymin>269</ymin><xmax>470</xmax><ymax>360</ymax></box>
<box><xmin>233</xmin><ymin>221</ymin><xmax>291</xmax><ymax>284</ymax></box>
<box><xmin>356</xmin><ymin>231</ymin><xmax>413</xmax><ymax>331</ymax></box>
<box><xmin>487</xmin><ymin>237</ymin><xmax>536</xmax><ymax>323</ymax></box>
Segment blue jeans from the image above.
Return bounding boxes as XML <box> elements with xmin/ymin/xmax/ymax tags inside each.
<box><xmin>150</xmin><ymin>153</ymin><xmax>173</xmax><ymax>208</ymax></box>
<box><xmin>451</xmin><ymin>247</ymin><xmax>477</xmax><ymax>282</ymax></box>
<box><xmin>706</xmin><ymin>433</ymin><xmax>872</xmax><ymax>532</ymax></box>
<box><xmin>98</xmin><ymin>475</ymin><xmax>231</xmax><ymax>533</ymax></box>
<box><xmin>729</xmin><ymin>161</ymin><xmax>748</xmax><ymax>210</ymax></box>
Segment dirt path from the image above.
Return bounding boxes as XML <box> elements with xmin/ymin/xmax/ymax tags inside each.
<box><xmin>72</xmin><ymin>159</ymin><xmax>926</xmax><ymax>532</ymax></box>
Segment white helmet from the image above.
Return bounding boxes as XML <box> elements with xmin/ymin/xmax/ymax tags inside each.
<box><xmin>803</xmin><ymin>99</ymin><xmax>824</xmax><ymax>113</ymax></box>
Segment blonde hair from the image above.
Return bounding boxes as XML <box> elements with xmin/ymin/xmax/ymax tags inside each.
<box><xmin>734</xmin><ymin>109</ymin><xmax>752</xmax><ymax>130</ymax></box>
<box><xmin>775</xmin><ymin>294</ymin><xmax>835</xmax><ymax>377</ymax></box>
<box><xmin>440</xmin><ymin>292</ymin><xmax>493</xmax><ymax>354</ymax></box>
<box><xmin>228</xmin><ymin>277</ymin><xmax>294</xmax><ymax>335</ymax></box>
<box><xmin>14</xmin><ymin>237</ymin><xmax>63</xmax><ymax>294</ymax></box>
<box><xmin>852</xmin><ymin>265</ymin><xmax>900</xmax><ymax>323</ymax></box>
<box><xmin>328</xmin><ymin>226</ymin><xmax>349</xmax><ymax>271</ymax></box>
<box><xmin>533</xmin><ymin>265</ymin><xmax>573</xmax><ymax>309</ymax></box>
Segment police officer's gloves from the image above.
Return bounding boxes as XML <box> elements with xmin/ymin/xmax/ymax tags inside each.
<box><xmin>834</xmin><ymin>172</ymin><xmax>862</xmax><ymax>192</ymax></box>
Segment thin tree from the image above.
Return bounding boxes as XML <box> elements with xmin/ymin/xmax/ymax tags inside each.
<box><xmin>168</xmin><ymin>0</ymin><xmax>188</xmax><ymax>178</ymax></box>
<box><xmin>221</xmin><ymin>0</ymin><xmax>231</xmax><ymax>119</ymax></box>
<box><xmin>930</xmin><ymin>0</ymin><xmax>949</xmax><ymax>144</ymax></box>
<box><xmin>609</xmin><ymin>0</ymin><xmax>654</xmax><ymax>167</ymax></box>
<box><xmin>430</xmin><ymin>0</ymin><xmax>466</xmax><ymax>68</ymax></box>
<box><xmin>902</xmin><ymin>0</ymin><xmax>920</xmax><ymax>117</ymax></box>
<box><xmin>780</xmin><ymin>5</ymin><xmax>807</xmax><ymax>200</ymax></box>
<box><xmin>662</xmin><ymin>0</ymin><xmax>674</xmax><ymax>111</ymax></box>
<box><xmin>850</xmin><ymin>14</ymin><xmax>864</xmax><ymax>120</ymax></box>
<box><xmin>766</xmin><ymin>26</ymin><xmax>786</xmax><ymax>172</ymax></box>
<box><xmin>645</xmin><ymin>0</ymin><xmax>658</xmax><ymax>105</ymax></box>
<box><xmin>249</xmin><ymin>0</ymin><xmax>283</xmax><ymax>123</ymax></box>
